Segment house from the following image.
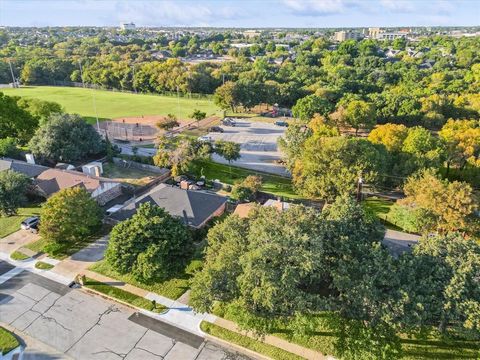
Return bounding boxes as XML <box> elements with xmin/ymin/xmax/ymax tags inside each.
<box><xmin>110</xmin><ymin>183</ymin><xmax>227</xmax><ymax>228</ymax></box>
<box><xmin>0</xmin><ymin>158</ymin><xmax>48</xmax><ymax>178</ymax></box>
<box><xmin>233</xmin><ymin>199</ymin><xmax>291</xmax><ymax>219</ymax></box>
<box><xmin>35</xmin><ymin>168</ymin><xmax>122</xmax><ymax>205</ymax></box>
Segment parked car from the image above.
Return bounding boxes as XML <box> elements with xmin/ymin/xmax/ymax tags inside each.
<box><xmin>222</xmin><ymin>118</ymin><xmax>236</xmax><ymax>126</ymax></box>
<box><xmin>198</xmin><ymin>135</ymin><xmax>213</xmax><ymax>142</ymax></box>
<box><xmin>29</xmin><ymin>222</ymin><xmax>40</xmax><ymax>234</ymax></box>
<box><xmin>274</xmin><ymin>120</ymin><xmax>289</xmax><ymax>127</ymax></box>
<box><xmin>208</xmin><ymin>126</ymin><xmax>224</xmax><ymax>133</ymax></box>
<box><xmin>21</xmin><ymin>216</ymin><xmax>40</xmax><ymax>230</ymax></box>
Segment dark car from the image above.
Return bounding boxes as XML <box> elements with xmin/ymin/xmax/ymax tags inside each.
<box><xmin>274</xmin><ymin>120</ymin><xmax>289</xmax><ymax>127</ymax></box>
<box><xmin>208</xmin><ymin>126</ymin><xmax>224</xmax><ymax>133</ymax></box>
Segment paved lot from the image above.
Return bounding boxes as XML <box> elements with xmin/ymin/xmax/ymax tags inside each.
<box><xmin>208</xmin><ymin>121</ymin><xmax>289</xmax><ymax>176</ymax></box>
<box><xmin>0</xmin><ymin>230</ymin><xmax>40</xmax><ymax>255</ymax></box>
<box><xmin>383</xmin><ymin>229</ymin><xmax>420</xmax><ymax>257</ymax></box>
<box><xmin>0</xmin><ymin>263</ymin><xmax>251</xmax><ymax>360</ymax></box>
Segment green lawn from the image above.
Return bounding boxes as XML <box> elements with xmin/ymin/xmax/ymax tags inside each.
<box><xmin>83</xmin><ymin>277</ymin><xmax>166</xmax><ymax>313</ymax></box>
<box><xmin>363</xmin><ymin>196</ymin><xmax>406</xmax><ymax>231</ymax></box>
<box><xmin>1</xmin><ymin>86</ymin><xmax>221</xmax><ymax>122</ymax></box>
<box><xmin>192</xmin><ymin>159</ymin><xmax>300</xmax><ymax>200</ymax></box>
<box><xmin>0</xmin><ymin>327</ymin><xmax>19</xmax><ymax>355</ymax></box>
<box><xmin>34</xmin><ymin>261</ymin><xmax>54</xmax><ymax>270</ymax></box>
<box><xmin>90</xmin><ymin>257</ymin><xmax>203</xmax><ymax>300</ymax></box>
<box><xmin>25</xmin><ymin>236</ymin><xmax>96</xmax><ymax>260</ymax></box>
<box><xmin>0</xmin><ymin>204</ymin><xmax>43</xmax><ymax>238</ymax></box>
<box><xmin>10</xmin><ymin>250</ymin><xmax>30</xmax><ymax>261</ymax></box>
<box><xmin>200</xmin><ymin>321</ymin><xmax>303</xmax><ymax>360</ymax></box>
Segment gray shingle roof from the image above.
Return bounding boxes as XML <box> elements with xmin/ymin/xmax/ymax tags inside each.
<box><xmin>0</xmin><ymin>158</ymin><xmax>48</xmax><ymax>178</ymax></box>
<box><xmin>111</xmin><ymin>183</ymin><xmax>227</xmax><ymax>228</ymax></box>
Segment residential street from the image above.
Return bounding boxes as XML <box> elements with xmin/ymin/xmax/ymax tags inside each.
<box><xmin>0</xmin><ymin>259</ymin><xmax>252</xmax><ymax>360</ymax></box>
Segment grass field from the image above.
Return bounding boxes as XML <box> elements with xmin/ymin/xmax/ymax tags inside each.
<box><xmin>1</xmin><ymin>86</ymin><xmax>221</xmax><ymax>122</ymax></box>
<box><xmin>0</xmin><ymin>204</ymin><xmax>43</xmax><ymax>239</ymax></box>
<box><xmin>192</xmin><ymin>159</ymin><xmax>299</xmax><ymax>199</ymax></box>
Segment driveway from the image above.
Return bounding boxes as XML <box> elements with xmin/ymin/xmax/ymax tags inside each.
<box><xmin>52</xmin><ymin>236</ymin><xmax>108</xmax><ymax>279</ymax></box>
<box><xmin>0</xmin><ymin>230</ymin><xmax>39</xmax><ymax>255</ymax></box>
<box><xmin>0</xmin><ymin>264</ymin><xmax>251</xmax><ymax>360</ymax></box>
<box><xmin>383</xmin><ymin>229</ymin><xmax>420</xmax><ymax>257</ymax></box>
<box><xmin>207</xmin><ymin>121</ymin><xmax>289</xmax><ymax>176</ymax></box>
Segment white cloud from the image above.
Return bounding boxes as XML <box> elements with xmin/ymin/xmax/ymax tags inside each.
<box><xmin>113</xmin><ymin>1</ymin><xmax>247</xmax><ymax>26</ymax></box>
<box><xmin>380</xmin><ymin>0</ymin><xmax>416</xmax><ymax>13</ymax></box>
<box><xmin>283</xmin><ymin>0</ymin><xmax>350</xmax><ymax>15</ymax></box>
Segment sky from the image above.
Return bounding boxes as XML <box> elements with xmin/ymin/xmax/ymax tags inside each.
<box><xmin>0</xmin><ymin>0</ymin><xmax>479</xmax><ymax>28</ymax></box>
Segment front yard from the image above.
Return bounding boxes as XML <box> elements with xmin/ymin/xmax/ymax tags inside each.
<box><xmin>0</xmin><ymin>204</ymin><xmax>43</xmax><ymax>238</ymax></box>
<box><xmin>102</xmin><ymin>162</ymin><xmax>159</xmax><ymax>186</ymax></box>
<box><xmin>89</xmin><ymin>252</ymin><xmax>203</xmax><ymax>300</ymax></box>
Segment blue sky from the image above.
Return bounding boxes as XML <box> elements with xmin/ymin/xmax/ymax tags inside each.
<box><xmin>1</xmin><ymin>0</ymin><xmax>479</xmax><ymax>28</ymax></box>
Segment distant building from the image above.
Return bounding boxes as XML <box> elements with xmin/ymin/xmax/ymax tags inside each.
<box><xmin>120</xmin><ymin>23</ymin><xmax>136</xmax><ymax>31</ymax></box>
<box><xmin>368</xmin><ymin>27</ymin><xmax>383</xmax><ymax>39</ymax></box>
<box><xmin>378</xmin><ymin>32</ymin><xmax>407</xmax><ymax>40</ymax></box>
<box><xmin>334</xmin><ymin>31</ymin><xmax>363</xmax><ymax>42</ymax></box>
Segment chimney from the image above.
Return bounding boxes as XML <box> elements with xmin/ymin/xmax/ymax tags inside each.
<box><xmin>25</xmin><ymin>153</ymin><xmax>35</xmax><ymax>164</ymax></box>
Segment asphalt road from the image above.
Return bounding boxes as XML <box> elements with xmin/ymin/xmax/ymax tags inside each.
<box><xmin>0</xmin><ymin>262</ymin><xmax>251</xmax><ymax>360</ymax></box>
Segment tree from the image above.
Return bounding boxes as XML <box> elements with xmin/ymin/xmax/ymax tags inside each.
<box><xmin>368</xmin><ymin>123</ymin><xmax>408</xmax><ymax>152</ymax></box>
<box><xmin>213</xmin><ymin>81</ymin><xmax>240</xmax><ymax>112</ymax></box>
<box><xmin>230</xmin><ymin>175</ymin><xmax>262</xmax><ymax>202</ymax></box>
<box><xmin>104</xmin><ymin>202</ymin><xmax>192</xmax><ymax>282</ymax></box>
<box><xmin>215</xmin><ymin>140</ymin><xmax>241</xmax><ymax>165</ymax></box>
<box><xmin>28</xmin><ymin>113</ymin><xmax>105</xmax><ymax>163</ymax></box>
<box><xmin>40</xmin><ymin>187</ymin><xmax>102</xmax><ymax>244</ymax></box>
<box><xmin>0</xmin><ymin>92</ymin><xmax>38</xmax><ymax>143</ymax></box>
<box><xmin>153</xmin><ymin>136</ymin><xmax>210</xmax><ymax>176</ymax></box>
<box><xmin>0</xmin><ymin>137</ymin><xmax>19</xmax><ymax>158</ymax></box>
<box><xmin>292</xmin><ymin>94</ymin><xmax>335</xmax><ymax>121</ymax></box>
<box><xmin>403</xmin><ymin>233</ymin><xmax>480</xmax><ymax>335</ymax></box>
<box><xmin>278</xmin><ymin>123</ymin><xmax>312</xmax><ymax>171</ymax></box>
<box><xmin>156</xmin><ymin>114</ymin><xmax>179</xmax><ymax>131</ymax></box>
<box><xmin>292</xmin><ymin>137</ymin><xmax>387</xmax><ymax>201</ymax></box>
<box><xmin>0</xmin><ymin>170</ymin><xmax>30</xmax><ymax>216</ymax></box>
<box><xmin>15</xmin><ymin>98</ymin><xmax>63</xmax><ymax>126</ymax></box>
<box><xmin>333</xmin><ymin>100</ymin><xmax>376</xmax><ymax>135</ymax></box>
<box><xmin>399</xmin><ymin>169</ymin><xmax>477</xmax><ymax>233</ymax></box>
<box><xmin>190</xmin><ymin>109</ymin><xmax>207</xmax><ymax>126</ymax></box>
<box><xmin>439</xmin><ymin>119</ymin><xmax>480</xmax><ymax>172</ymax></box>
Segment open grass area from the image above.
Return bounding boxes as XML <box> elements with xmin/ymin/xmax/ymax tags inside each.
<box><xmin>0</xmin><ymin>327</ymin><xmax>19</xmax><ymax>355</ymax></box>
<box><xmin>200</xmin><ymin>321</ymin><xmax>303</xmax><ymax>360</ymax></box>
<box><xmin>83</xmin><ymin>277</ymin><xmax>166</xmax><ymax>313</ymax></box>
<box><xmin>363</xmin><ymin>196</ymin><xmax>405</xmax><ymax>231</ymax></box>
<box><xmin>1</xmin><ymin>86</ymin><xmax>221</xmax><ymax>122</ymax></box>
<box><xmin>102</xmin><ymin>162</ymin><xmax>158</xmax><ymax>186</ymax></box>
<box><xmin>34</xmin><ymin>261</ymin><xmax>54</xmax><ymax>270</ymax></box>
<box><xmin>10</xmin><ymin>250</ymin><xmax>30</xmax><ymax>261</ymax></box>
<box><xmin>90</xmin><ymin>256</ymin><xmax>203</xmax><ymax>300</ymax></box>
<box><xmin>0</xmin><ymin>204</ymin><xmax>43</xmax><ymax>238</ymax></box>
<box><xmin>192</xmin><ymin>159</ymin><xmax>299</xmax><ymax>199</ymax></box>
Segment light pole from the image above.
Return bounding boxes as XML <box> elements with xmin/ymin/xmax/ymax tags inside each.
<box><xmin>356</xmin><ymin>175</ymin><xmax>363</xmax><ymax>203</ymax></box>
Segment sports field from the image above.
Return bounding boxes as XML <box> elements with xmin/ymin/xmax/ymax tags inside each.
<box><xmin>1</xmin><ymin>86</ymin><xmax>221</xmax><ymax>122</ymax></box>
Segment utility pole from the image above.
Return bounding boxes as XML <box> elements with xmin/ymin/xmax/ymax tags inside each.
<box><xmin>222</xmin><ymin>73</ymin><xmax>225</xmax><ymax>85</ymax></box>
<box><xmin>356</xmin><ymin>175</ymin><xmax>363</xmax><ymax>203</ymax></box>
<box><xmin>78</xmin><ymin>60</ymin><xmax>85</xmax><ymax>87</ymax></box>
<box><xmin>131</xmin><ymin>65</ymin><xmax>137</xmax><ymax>93</ymax></box>
<box><xmin>8</xmin><ymin>60</ymin><xmax>16</xmax><ymax>87</ymax></box>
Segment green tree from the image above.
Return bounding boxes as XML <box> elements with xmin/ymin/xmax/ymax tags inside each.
<box><xmin>292</xmin><ymin>94</ymin><xmax>335</xmax><ymax>121</ymax></box>
<box><xmin>368</xmin><ymin>123</ymin><xmax>408</xmax><ymax>152</ymax></box>
<box><xmin>40</xmin><ymin>187</ymin><xmax>102</xmax><ymax>243</ymax></box>
<box><xmin>190</xmin><ymin>109</ymin><xmax>207</xmax><ymax>126</ymax></box>
<box><xmin>0</xmin><ymin>170</ymin><xmax>30</xmax><ymax>216</ymax></box>
<box><xmin>213</xmin><ymin>81</ymin><xmax>240</xmax><ymax>112</ymax></box>
<box><xmin>333</xmin><ymin>100</ymin><xmax>376</xmax><ymax>136</ymax></box>
<box><xmin>277</xmin><ymin>123</ymin><xmax>312</xmax><ymax>171</ymax></box>
<box><xmin>16</xmin><ymin>97</ymin><xmax>63</xmax><ymax>126</ymax></box>
<box><xmin>293</xmin><ymin>137</ymin><xmax>387</xmax><ymax>201</ymax></box>
<box><xmin>0</xmin><ymin>137</ymin><xmax>19</xmax><ymax>158</ymax></box>
<box><xmin>230</xmin><ymin>175</ymin><xmax>262</xmax><ymax>202</ymax></box>
<box><xmin>105</xmin><ymin>202</ymin><xmax>192</xmax><ymax>282</ymax></box>
<box><xmin>215</xmin><ymin>140</ymin><xmax>241</xmax><ymax>164</ymax></box>
<box><xmin>156</xmin><ymin>114</ymin><xmax>179</xmax><ymax>131</ymax></box>
<box><xmin>28</xmin><ymin>113</ymin><xmax>104</xmax><ymax>163</ymax></box>
<box><xmin>0</xmin><ymin>92</ymin><xmax>38</xmax><ymax>143</ymax></box>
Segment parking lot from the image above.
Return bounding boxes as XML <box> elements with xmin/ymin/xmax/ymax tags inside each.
<box><xmin>0</xmin><ymin>262</ymin><xmax>251</xmax><ymax>360</ymax></box>
<box><xmin>208</xmin><ymin>120</ymin><xmax>289</xmax><ymax>176</ymax></box>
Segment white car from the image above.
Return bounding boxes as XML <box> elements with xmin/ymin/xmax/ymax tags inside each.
<box><xmin>197</xmin><ymin>136</ymin><xmax>213</xmax><ymax>142</ymax></box>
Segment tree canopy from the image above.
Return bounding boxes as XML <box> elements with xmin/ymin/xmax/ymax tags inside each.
<box><xmin>0</xmin><ymin>170</ymin><xmax>30</xmax><ymax>216</ymax></box>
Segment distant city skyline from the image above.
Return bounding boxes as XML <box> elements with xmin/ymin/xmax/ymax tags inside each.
<box><xmin>0</xmin><ymin>0</ymin><xmax>479</xmax><ymax>28</ymax></box>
